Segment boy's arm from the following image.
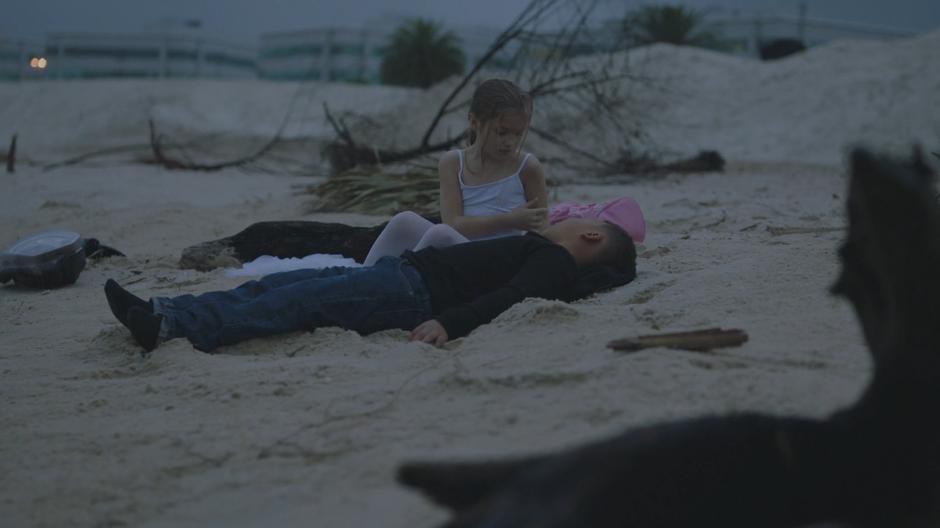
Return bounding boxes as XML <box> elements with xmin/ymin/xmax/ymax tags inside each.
<box><xmin>411</xmin><ymin>319</ymin><xmax>449</xmax><ymax>346</ymax></box>
<box><xmin>432</xmin><ymin>246</ymin><xmax>577</xmax><ymax>340</ymax></box>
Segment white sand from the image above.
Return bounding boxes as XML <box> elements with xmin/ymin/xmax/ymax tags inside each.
<box><xmin>1</xmin><ymin>32</ymin><xmax>938</xmax><ymax>526</ymax></box>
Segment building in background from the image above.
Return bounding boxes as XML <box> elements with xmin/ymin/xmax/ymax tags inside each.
<box><xmin>257</xmin><ymin>24</ymin><xmax>505</xmax><ymax>82</ymax></box>
<box><xmin>709</xmin><ymin>11</ymin><xmax>916</xmax><ymax>57</ymax></box>
<box><xmin>258</xmin><ymin>27</ymin><xmax>383</xmax><ymax>82</ymax></box>
<box><xmin>0</xmin><ymin>14</ymin><xmax>920</xmax><ymax>82</ymax></box>
<box><xmin>41</xmin><ymin>33</ymin><xmax>257</xmax><ymax>79</ymax></box>
<box><xmin>588</xmin><ymin>9</ymin><xmax>916</xmax><ymax>59</ymax></box>
<box><xmin>0</xmin><ymin>38</ymin><xmax>46</xmax><ymax>80</ymax></box>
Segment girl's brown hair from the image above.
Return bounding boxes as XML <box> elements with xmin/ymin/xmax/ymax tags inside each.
<box><xmin>467</xmin><ymin>79</ymin><xmax>533</xmax><ymax>150</ymax></box>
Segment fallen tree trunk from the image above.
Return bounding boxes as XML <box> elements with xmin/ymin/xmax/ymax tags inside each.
<box><xmin>179</xmin><ymin>215</ymin><xmax>441</xmax><ymax>271</ymax></box>
<box><xmin>608</xmin><ymin>149</ymin><xmax>725</xmax><ymax>177</ymax></box>
<box><xmin>398</xmin><ymin>149</ymin><xmax>940</xmax><ymax>527</ymax></box>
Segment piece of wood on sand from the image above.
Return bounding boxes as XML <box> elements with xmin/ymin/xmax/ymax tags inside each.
<box><xmin>6</xmin><ymin>134</ymin><xmax>16</xmax><ymax>173</ymax></box>
<box><xmin>767</xmin><ymin>226</ymin><xmax>845</xmax><ymax>236</ymax></box>
<box><xmin>607</xmin><ymin>327</ymin><xmax>748</xmax><ymax>353</ymax></box>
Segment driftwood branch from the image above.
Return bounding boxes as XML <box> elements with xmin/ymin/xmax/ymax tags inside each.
<box><xmin>324</xmin><ymin>1</ymin><xmax>541</xmax><ymax>173</ymax></box>
<box><xmin>6</xmin><ymin>134</ymin><xmax>16</xmax><ymax>173</ymax></box>
<box><xmin>398</xmin><ymin>148</ymin><xmax>940</xmax><ymax>527</ymax></box>
<box><xmin>418</xmin><ymin>0</ymin><xmax>564</xmax><ymax>149</ymax></box>
<box><xmin>608</xmin><ymin>328</ymin><xmax>748</xmax><ymax>353</ymax></box>
<box><xmin>600</xmin><ymin>150</ymin><xmax>725</xmax><ymax>179</ymax></box>
<box><xmin>418</xmin><ymin>26</ymin><xmax>524</xmax><ymax>148</ymax></box>
<box><xmin>527</xmin><ymin>125</ymin><xmax>617</xmax><ymax>170</ymax></box>
<box><xmin>767</xmin><ymin>226</ymin><xmax>845</xmax><ymax>236</ymax></box>
<box><xmin>144</xmin><ymin>81</ymin><xmax>312</xmax><ymax>172</ymax></box>
<box><xmin>148</xmin><ymin>119</ymin><xmax>283</xmax><ymax>172</ymax></box>
<box><xmin>42</xmin><ymin>143</ymin><xmax>152</xmax><ymax>172</ymax></box>
<box><xmin>325</xmin><ymin>0</ymin><xmax>639</xmax><ymax>174</ymax></box>
<box><xmin>324</xmin><ymin>134</ymin><xmax>468</xmax><ymax>176</ymax></box>
<box><xmin>323</xmin><ymin>103</ymin><xmax>356</xmax><ymax>148</ymax></box>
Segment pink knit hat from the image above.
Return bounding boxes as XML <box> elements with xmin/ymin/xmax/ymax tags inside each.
<box><xmin>549</xmin><ymin>196</ymin><xmax>646</xmax><ymax>243</ymax></box>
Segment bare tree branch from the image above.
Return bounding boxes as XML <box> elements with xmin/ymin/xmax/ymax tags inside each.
<box><xmin>419</xmin><ymin>0</ymin><xmax>565</xmax><ymax>148</ymax></box>
<box><xmin>528</xmin><ymin>125</ymin><xmax>618</xmax><ymax>169</ymax></box>
<box><xmin>148</xmin><ymin>119</ymin><xmax>283</xmax><ymax>172</ymax></box>
<box><xmin>326</xmin><ymin>0</ymin><xmax>643</xmax><ymax>175</ymax></box>
<box><xmin>42</xmin><ymin>143</ymin><xmax>152</xmax><ymax>172</ymax></box>
<box><xmin>323</xmin><ymin>102</ymin><xmax>356</xmax><ymax>148</ymax></box>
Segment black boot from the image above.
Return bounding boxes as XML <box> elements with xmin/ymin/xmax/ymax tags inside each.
<box><xmin>104</xmin><ymin>279</ymin><xmax>150</xmax><ymax>329</ymax></box>
<box><xmin>127</xmin><ymin>306</ymin><xmax>163</xmax><ymax>352</ymax></box>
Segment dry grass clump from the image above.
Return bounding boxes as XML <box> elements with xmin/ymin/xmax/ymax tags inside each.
<box><xmin>307</xmin><ymin>157</ymin><xmax>440</xmax><ymax>216</ymax></box>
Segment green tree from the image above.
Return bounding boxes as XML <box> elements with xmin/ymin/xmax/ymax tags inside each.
<box><xmin>623</xmin><ymin>5</ymin><xmax>731</xmax><ymax>50</ymax></box>
<box><xmin>380</xmin><ymin>18</ymin><xmax>466</xmax><ymax>88</ymax></box>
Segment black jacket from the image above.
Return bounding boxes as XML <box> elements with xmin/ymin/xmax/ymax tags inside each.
<box><xmin>403</xmin><ymin>233</ymin><xmax>635</xmax><ymax>339</ymax></box>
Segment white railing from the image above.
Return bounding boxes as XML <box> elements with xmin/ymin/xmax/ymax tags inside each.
<box><xmin>4</xmin><ymin>33</ymin><xmax>257</xmax><ymax>80</ymax></box>
<box><xmin>0</xmin><ymin>18</ymin><xmax>921</xmax><ymax>82</ymax></box>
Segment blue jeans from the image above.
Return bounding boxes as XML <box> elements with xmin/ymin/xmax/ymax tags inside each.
<box><xmin>151</xmin><ymin>256</ymin><xmax>432</xmax><ymax>352</ymax></box>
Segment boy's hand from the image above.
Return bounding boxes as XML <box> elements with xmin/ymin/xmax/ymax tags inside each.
<box><xmin>411</xmin><ymin>319</ymin><xmax>449</xmax><ymax>347</ymax></box>
<box><xmin>511</xmin><ymin>199</ymin><xmax>548</xmax><ymax>231</ymax></box>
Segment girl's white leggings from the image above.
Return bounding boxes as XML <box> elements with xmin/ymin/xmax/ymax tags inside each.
<box><xmin>363</xmin><ymin>211</ymin><xmax>470</xmax><ymax>266</ymax></box>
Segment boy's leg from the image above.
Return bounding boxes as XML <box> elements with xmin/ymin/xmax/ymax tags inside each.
<box><xmin>363</xmin><ymin>212</ymin><xmax>435</xmax><ymax>266</ymax></box>
<box><xmin>413</xmin><ymin>223</ymin><xmax>469</xmax><ymax>251</ymax></box>
<box><xmin>154</xmin><ymin>265</ymin><xmax>356</xmax><ymax>313</ymax></box>
<box><xmin>158</xmin><ymin>257</ymin><xmax>432</xmax><ymax>352</ymax></box>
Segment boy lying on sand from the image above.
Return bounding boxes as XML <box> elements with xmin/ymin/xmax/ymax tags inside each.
<box><xmin>104</xmin><ymin>218</ymin><xmax>636</xmax><ymax>353</ymax></box>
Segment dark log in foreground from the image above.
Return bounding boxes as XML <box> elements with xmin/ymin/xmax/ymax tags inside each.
<box><xmin>179</xmin><ymin>215</ymin><xmax>441</xmax><ymax>271</ymax></box>
<box><xmin>760</xmin><ymin>38</ymin><xmax>807</xmax><ymax>61</ymax></box>
<box><xmin>398</xmin><ymin>149</ymin><xmax>940</xmax><ymax>527</ymax></box>
<box><xmin>660</xmin><ymin>150</ymin><xmax>725</xmax><ymax>173</ymax></box>
<box><xmin>612</xmin><ymin>149</ymin><xmax>725</xmax><ymax>176</ymax></box>
<box><xmin>6</xmin><ymin>134</ymin><xmax>16</xmax><ymax>173</ymax></box>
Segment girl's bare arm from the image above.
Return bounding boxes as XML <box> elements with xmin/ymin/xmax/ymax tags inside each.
<box><xmin>439</xmin><ymin>152</ymin><xmax>522</xmax><ymax>238</ymax></box>
<box><xmin>520</xmin><ymin>155</ymin><xmax>549</xmax><ymax>229</ymax></box>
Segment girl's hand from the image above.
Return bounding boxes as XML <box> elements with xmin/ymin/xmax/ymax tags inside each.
<box><xmin>411</xmin><ymin>320</ymin><xmax>449</xmax><ymax>347</ymax></box>
<box><xmin>511</xmin><ymin>199</ymin><xmax>548</xmax><ymax>231</ymax></box>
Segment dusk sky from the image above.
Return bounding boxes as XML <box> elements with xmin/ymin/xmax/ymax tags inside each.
<box><xmin>3</xmin><ymin>0</ymin><xmax>938</xmax><ymax>44</ymax></box>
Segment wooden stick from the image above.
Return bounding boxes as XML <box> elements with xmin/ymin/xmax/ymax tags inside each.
<box><xmin>6</xmin><ymin>134</ymin><xmax>16</xmax><ymax>173</ymax></box>
<box><xmin>607</xmin><ymin>327</ymin><xmax>748</xmax><ymax>352</ymax></box>
<box><xmin>767</xmin><ymin>226</ymin><xmax>845</xmax><ymax>236</ymax></box>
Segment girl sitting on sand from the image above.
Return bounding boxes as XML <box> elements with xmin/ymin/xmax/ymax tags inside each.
<box><xmin>363</xmin><ymin>78</ymin><xmax>548</xmax><ymax>265</ymax></box>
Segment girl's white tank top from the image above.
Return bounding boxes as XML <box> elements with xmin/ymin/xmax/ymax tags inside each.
<box><xmin>457</xmin><ymin>149</ymin><xmax>531</xmax><ymax>240</ymax></box>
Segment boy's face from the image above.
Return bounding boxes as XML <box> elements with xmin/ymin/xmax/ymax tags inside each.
<box><xmin>542</xmin><ymin>218</ymin><xmax>607</xmax><ymax>241</ymax></box>
<box><xmin>541</xmin><ymin>218</ymin><xmax>610</xmax><ymax>266</ymax></box>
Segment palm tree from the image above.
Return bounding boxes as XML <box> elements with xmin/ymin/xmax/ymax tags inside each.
<box><xmin>623</xmin><ymin>5</ymin><xmax>730</xmax><ymax>50</ymax></box>
<box><xmin>380</xmin><ymin>18</ymin><xmax>466</xmax><ymax>88</ymax></box>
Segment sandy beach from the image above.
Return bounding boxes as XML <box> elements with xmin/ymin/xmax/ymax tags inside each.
<box><xmin>1</xmin><ymin>32</ymin><xmax>938</xmax><ymax>526</ymax></box>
